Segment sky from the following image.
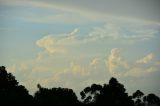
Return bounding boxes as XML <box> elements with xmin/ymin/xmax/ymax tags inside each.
<box><xmin>0</xmin><ymin>0</ymin><xmax>160</xmax><ymax>96</ymax></box>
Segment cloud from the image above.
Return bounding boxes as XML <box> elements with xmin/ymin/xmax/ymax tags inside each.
<box><xmin>125</xmin><ymin>53</ymin><xmax>159</xmax><ymax>77</ymax></box>
<box><xmin>125</xmin><ymin>67</ymin><xmax>158</xmax><ymax>77</ymax></box>
<box><xmin>35</xmin><ymin>25</ymin><xmax>158</xmax><ymax>61</ymax></box>
<box><xmin>136</xmin><ymin>53</ymin><xmax>154</xmax><ymax>64</ymax></box>
<box><xmin>89</xmin><ymin>24</ymin><xmax>121</xmax><ymax>40</ymax></box>
<box><xmin>90</xmin><ymin>58</ymin><xmax>100</xmax><ymax>67</ymax></box>
<box><xmin>69</xmin><ymin>28</ymin><xmax>79</xmax><ymax>36</ymax></box>
<box><xmin>15</xmin><ymin>55</ymin><xmax>103</xmax><ymax>93</ymax></box>
<box><xmin>7</xmin><ymin>62</ymin><xmax>58</xmax><ymax>94</ymax></box>
<box><xmin>39</xmin><ymin>24</ymin><xmax>157</xmax><ymax>46</ymax></box>
<box><xmin>7</xmin><ymin>64</ymin><xmax>16</xmax><ymax>73</ymax></box>
<box><xmin>35</xmin><ymin>29</ymin><xmax>80</xmax><ymax>59</ymax></box>
<box><xmin>2</xmin><ymin>0</ymin><xmax>160</xmax><ymax>96</ymax></box>
<box><xmin>60</xmin><ymin>28</ymin><xmax>78</xmax><ymax>42</ymax></box>
<box><xmin>67</xmin><ymin>62</ymin><xmax>89</xmax><ymax>76</ymax></box>
<box><xmin>124</xmin><ymin>67</ymin><xmax>145</xmax><ymax>77</ymax></box>
<box><xmin>6</xmin><ymin>47</ymin><xmax>160</xmax><ymax>95</ymax></box>
<box><xmin>88</xmin><ymin>24</ymin><xmax>158</xmax><ymax>42</ymax></box>
<box><xmin>36</xmin><ymin>35</ymin><xmax>65</xmax><ymax>55</ymax></box>
<box><xmin>155</xmin><ymin>61</ymin><xmax>160</xmax><ymax>65</ymax></box>
<box><xmin>105</xmin><ymin>49</ymin><xmax>158</xmax><ymax>77</ymax></box>
<box><xmin>23</xmin><ymin>12</ymin><xmax>94</xmax><ymax>24</ymax></box>
<box><xmin>2</xmin><ymin>0</ymin><xmax>160</xmax><ymax>24</ymax></box>
<box><xmin>63</xmin><ymin>58</ymin><xmax>101</xmax><ymax>77</ymax></box>
<box><xmin>48</xmin><ymin>0</ymin><xmax>160</xmax><ymax>24</ymax></box>
<box><xmin>27</xmin><ymin>59</ymin><xmax>101</xmax><ymax>91</ymax></box>
<box><xmin>106</xmin><ymin>48</ymin><xmax>129</xmax><ymax>75</ymax></box>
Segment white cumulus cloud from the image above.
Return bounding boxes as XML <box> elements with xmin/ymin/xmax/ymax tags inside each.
<box><xmin>36</xmin><ymin>35</ymin><xmax>65</xmax><ymax>55</ymax></box>
<box><xmin>106</xmin><ymin>48</ymin><xmax>128</xmax><ymax>75</ymax></box>
<box><xmin>136</xmin><ymin>53</ymin><xmax>154</xmax><ymax>64</ymax></box>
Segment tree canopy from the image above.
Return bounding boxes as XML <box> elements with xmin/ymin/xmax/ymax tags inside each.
<box><xmin>0</xmin><ymin>66</ymin><xmax>33</xmax><ymax>106</ymax></box>
<box><xmin>34</xmin><ymin>84</ymin><xmax>80</xmax><ymax>106</ymax></box>
<box><xmin>0</xmin><ymin>66</ymin><xmax>159</xmax><ymax>106</ymax></box>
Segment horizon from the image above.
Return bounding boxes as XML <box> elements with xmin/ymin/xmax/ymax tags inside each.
<box><xmin>0</xmin><ymin>0</ymin><xmax>160</xmax><ymax>96</ymax></box>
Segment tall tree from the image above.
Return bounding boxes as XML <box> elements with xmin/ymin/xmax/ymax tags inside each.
<box><xmin>0</xmin><ymin>66</ymin><xmax>33</xmax><ymax>106</ymax></box>
<box><xmin>80</xmin><ymin>84</ymin><xmax>102</xmax><ymax>104</ymax></box>
<box><xmin>80</xmin><ymin>77</ymin><xmax>134</xmax><ymax>106</ymax></box>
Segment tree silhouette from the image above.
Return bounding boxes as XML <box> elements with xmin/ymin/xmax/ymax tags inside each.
<box><xmin>1</xmin><ymin>66</ymin><xmax>160</xmax><ymax>106</ymax></box>
<box><xmin>132</xmin><ymin>90</ymin><xmax>144</xmax><ymax>106</ymax></box>
<box><xmin>0</xmin><ymin>66</ymin><xmax>18</xmax><ymax>87</ymax></box>
<box><xmin>34</xmin><ymin>84</ymin><xmax>81</xmax><ymax>106</ymax></box>
<box><xmin>80</xmin><ymin>77</ymin><xmax>135</xmax><ymax>106</ymax></box>
<box><xmin>146</xmin><ymin>93</ymin><xmax>160</xmax><ymax>106</ymax></box>
<box><xmin>132</xmin><ymin>90</ymin><xmax>144</xmax><ymax>99</ymax></box>
<box><xmin>80</xmin><ymin>84</ymin><xmax>102</xmax><ymax>104</ymax></box>
<box><xmin>0</xmin><ymin>66</ymin><xmax>33</xmax><ymax>106</ymax></box>
<box><xmin>96</xmin><ymin>77</ymin><xmax>134</xmax><ymax>106</ymax></box>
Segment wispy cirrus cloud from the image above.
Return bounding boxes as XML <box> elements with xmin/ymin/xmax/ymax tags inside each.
<box><xmin>36</xmin><ymin>24</ymin><xmax>158</xmax><ymax>56</ymax></box>
<box><xmin>1</xmin><ymin>0</ymin><xmax>160</xmax><ymax>24</ymax></box>
<box><xmin>89</xmin><ymin>24</ymin><xmax>158</xmax><ymax>42</ymax></box>
<box><xmin>35</xmin><ymin>24</ymin><xmax>159</xmax><ymax>63</ymax></box>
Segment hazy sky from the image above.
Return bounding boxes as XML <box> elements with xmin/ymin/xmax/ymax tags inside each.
<box><xmin>0</xmin><ymin>0</ymin><xmax>160</xmax><ymax>96</ymax></box>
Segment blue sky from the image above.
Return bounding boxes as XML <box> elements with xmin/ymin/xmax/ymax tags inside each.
<box><xmin>0</xmin><ymin>0</ymin><xmax>160</xmax><ymax>96</ymax></box>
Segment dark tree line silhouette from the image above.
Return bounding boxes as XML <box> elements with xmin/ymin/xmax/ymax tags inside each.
<box><xmin>0</xmin><ymin>66</ymin><xmax>159</xmax><ymax>106</ymax></box>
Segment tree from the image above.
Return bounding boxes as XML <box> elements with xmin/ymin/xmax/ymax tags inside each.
<box><xmin>80</xmin><ymin>84</ymin><xmax>102</xmax><ymax>104</ymax></box>
<box><xmin>96</xmin><ymin>77</ymin><xmax>134</xmax><ymax>106</ymax></box>
<box><xmin>0</xmin><ymin>66</ymin><xmax>33</xmax><ymax>106</ymax></box>
<box><xmin>132</xmin><ymin>90</ymin><xmax>144</xmax><ymax>106</ymax></box>
<box><xmin>132</xmin><ymin>90</ymin><xmax>144</xmax><ymax>99</ymax></box>
<box><xmin>0</xmin><ymin>66</ymin><xmax>18</xmax><ymax>88</ymax></box>
<box><xmin>80</xmin><ymin>77</ymin><xmax>134</xmax><ymax>106</ymax></box>
<box><xmin>146</xmin><ymin>93</ymin><xmax>160</xmax><ymax>106</ymax></box>
<box><xmin>1</xmin><ymin>66</ymin><xmax>160</xmax><ymax>106</ymax></box>
<box><xmin>34</xmin><ymin>84</ymin><xmax>80</xmax><ymax>106</ymax></box>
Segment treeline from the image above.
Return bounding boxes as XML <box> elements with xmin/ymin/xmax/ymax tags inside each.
<box><xmin>0</xmin><ymin>66</ymin><xmax>159</xmax><ymax>106</ymax></box>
